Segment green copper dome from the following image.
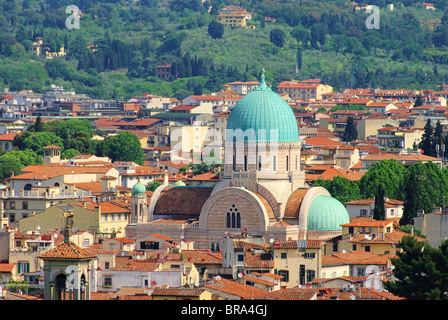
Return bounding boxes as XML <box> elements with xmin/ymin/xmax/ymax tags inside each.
<box><xmin>132</xmin><ymin>179</ymin><xmax>146</xmax><ymax>196</ymax></box>
<box><xmin>226</xmin><ymin>70</ymin><xmax>299</xmax><ymax>143</ymax></box>
<box><xmin>174</xmin><ymin>179</ymin><xmax>186</xmax><ymax>187</ymax></box>
<box><xmin>307</xmin><ymin>195</ymin><xmax>350</xmax><ymax>231</ymax></box>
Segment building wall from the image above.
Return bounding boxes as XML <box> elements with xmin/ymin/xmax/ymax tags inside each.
<box><xmin>273</xmin><ymin>246</ymin><xmax>322</xmax><ymax>288</ymax></box>
<box><xmin>413</xmin><ymin>212</ymin><xmax>448</xmax><ymax>248</ymax></box>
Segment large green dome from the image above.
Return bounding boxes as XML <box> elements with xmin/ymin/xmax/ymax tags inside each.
<box><xmin>226</xmin><ymin>70</ymin><xmax>299</xmax><ymax>143</ymax></box>
<box><xmin>132</xmin><ymin>179</ymin><xmax>146</xmax><ymax>196</ymax></box>
<box><xmin>307</xmin><ymin>195</ymin><xmax>350</xmax><ymax>231</ymax></box>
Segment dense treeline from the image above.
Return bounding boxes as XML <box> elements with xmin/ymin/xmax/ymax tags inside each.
<box><xmin>2</xmin><ymin>0</ymin><xmax>448</xmax><ymax>98</ymax></box>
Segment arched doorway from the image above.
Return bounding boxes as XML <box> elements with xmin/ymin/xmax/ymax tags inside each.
<box><xmin>55</xmin><ymin>273</ymin><xmax>67</xmax><ymax>300</ymax></box>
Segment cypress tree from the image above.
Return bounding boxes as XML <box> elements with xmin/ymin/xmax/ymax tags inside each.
<box><xmin>373</xmin><ymin>184</ymin><xmax>386</xmax><ymax>220</ymax></box>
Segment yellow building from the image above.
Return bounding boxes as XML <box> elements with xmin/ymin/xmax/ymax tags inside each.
<box><xmin>334</xmin><ymin>217</ymin><xmax>427</xmax><ymax>255</ymax></box>
<box><xmin>277</xmin><ymin>80</ymin><xmax>333</xmax><ymax>101</ymax></box>
<box><xmin>170</xmin><ymin>125</ymin><xmax>215</xmax><ymax>162</ymax></box>
<box><xmin>216</xmin><ymin>14</ymin><xmax>247</xmax><ymax>27</ymax></box>
<box><xmin>272</xmin><ymin>240</ymin><xmax>323</xmax><ymax>288</ymax></box>
<box><xmin>18</xmin><ymin>200</ymin><xmax>131</xmax><ymax>236</ymax></box>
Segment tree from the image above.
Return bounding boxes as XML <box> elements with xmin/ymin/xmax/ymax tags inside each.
<box><xmin>358</xmin><ymin>159</ymin><xmax>408</xmax><ymax>200</ymax></box>
<box><xmin>22</xmin><ymin>132</ymin><xmax>64</xmax><ymax>155</ymax></box>
<box><xmin>62</xmin><ymin>148</ymin><xmax>81</xmax><ymax>160</ymax></box>
<box><xmin>373</xmin><ymin>184</ymin><xmax>386</xmax><ymax>220</ymax></box>
<box><xmin>384</xmin><ymin>236</ymin><xmax>448</xmax><ymax>300</ymax></box>
<box><xmin>0</xmin><ymin>157</ymin><xmax>21</xmax><ymax>181</ymax></box>
<box><xmin>146</xmin><ymin>180</ymin><xmax>161</xmax><ymax>191</ymax></box>
<box><xmin>420</xmin><ymin>119</ymin><xmax>434</xmax><ymax>157</ymax></box>
<box><xmin>314</xmin><ymin>176</ymin><xmax>360</xmax><ymax>203</ymax></box>
<box><xmin>269</xmin><ymin>28</ymin><xmax>286</xmax><ymax>48</ymax></box>
<box><xmin>108</xmin><ymin>131</ymin><xmax>145</xmax><ymax>165</ymax></box>
<box><xmin>343</xmin><ymin>116</ymin><xmax>358</xmax><ymax>142</ymax></box>
<box><xmin>207</xmin><ymin>21</ymin><xmax>224</xmax><ymax>39</ymax></box>
<box><xmin>434</xmin><ymin>120</ymin><xmax>443</xmax><ymax>157</ymax></box>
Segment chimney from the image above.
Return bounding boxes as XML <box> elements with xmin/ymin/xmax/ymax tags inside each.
<box><xmin>63</xmin><ymin>227</ymin><xmax>70</xmax><ymax>243</ymax></box>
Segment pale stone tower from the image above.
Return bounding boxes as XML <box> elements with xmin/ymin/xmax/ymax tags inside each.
<box><xmin>130</xmin><ymin>178</ymin><xmax>147</xmax><ymax>224</ymax></box>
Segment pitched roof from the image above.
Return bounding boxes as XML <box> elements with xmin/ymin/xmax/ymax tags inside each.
<box><xmin>39</xmin><ymin>241</ymin><xmax>97</xmax><ymax>259</ymax></box>
<box><xmin>109</xmin><ymin>257</ymin><xmax>160</xmax><ymax>271</ymax></box>
<box><xmin>151</xmin><ymin>288</ymin><xmax>207</xmax><ymax>297</ymax></box>
<box><xmin>253</xmin><ymin>287</ymin><xmax>318</xmax><ymax>300</ymax></box>
<box><xmin>303</xmin><ymin>137</ymin><xmax>345</xmax><ymax>146</ymax></box>
<box><xmin>204</xmin><ymin>277</ymin><xmax>268</xmax><ymax>299</ymax></box>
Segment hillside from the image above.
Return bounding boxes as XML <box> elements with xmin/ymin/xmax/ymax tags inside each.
<box><xmin>1</xmin><ymin>0</ymin><xmax>448</xmax><ymax>100</ymax></box>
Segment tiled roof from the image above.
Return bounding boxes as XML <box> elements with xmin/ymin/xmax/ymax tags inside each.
<box><xmin>316</xmin><ymin>287</ymin><xmax>402</xmax><ymax>300</ymax></box>
<box><xmin>0</xmin><ymin>263</ymin><xmax>16</xmax><ymax>272</ymax></box>
<box><xmin>0</xmin><ymin>132</ymin><xmax>18</xmax><ymax>141</ymax></box>
<box><xmin>252</xmin><ymin>287</ymin><xmax>318</xmax><ymax>300</ymax></box>
<box><xmin>361</xmin><ymin>153</ymin><xmax>440</xmax><ymax>162</ymax></box>
<box><xmin>109</xmin><ymin>257</ymin><xmax>160</xmax><ymax>271</ymax></box>
<box><xmin>303</xmin><ymin>137</ymin><xmax>345</xmax><ymax>146</ymax></box>
<box><xmin>39</xmin><ymin>241</ymin><xmax>97</xmax><ymax>259</ymax></box>
<box><xmin>273</xmin><ymin>240</ymin><xmax>322</xmax><ymax>249</ymax></box>
<box><xmin>151</xmin><ymin>288</ymin><xmax>207</xmax><ymax>297</ymax></box>
<box><xmin>11</xmin><ymin>165</ymin><xmax>114</xmax><ymax>180</ymax></box>
<box><xmin>204</xmin><ymin>277</ymin><xmax>268</xmax><ymax>299</ymax></box>
<box><xmin>153</xmin><ymin>187</ymin><xmax>213</xmax><ymax>216</ymax></box>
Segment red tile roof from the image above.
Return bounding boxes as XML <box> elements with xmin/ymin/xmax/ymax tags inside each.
<box><xmin>39</xmin><ymin>241</ymin><xmax>97</xmax><ymax>259</ymax></box>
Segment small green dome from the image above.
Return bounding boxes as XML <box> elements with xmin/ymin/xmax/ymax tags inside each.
<box><xmin>132</xmin><ymin>179</ymin><xmax>146</xmax><ymax>196</ymax></box>
<box><xmin>226</xmin><ymin>70</ymin><xmax>299</xmax><ymax>143</ymax></box>
<box><xmin>307</xmin><ymin>195</ymin><xmax>350</xmax><ymax>231</ymax></box>
<box><xmin>174</xmin><ymin>179</ymin><xmax>186</xmax><ymax>187</ymax></box>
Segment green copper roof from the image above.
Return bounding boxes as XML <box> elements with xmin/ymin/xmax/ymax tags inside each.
<box><xmin>174</xmin><ymin>179</ymin><xmax>186</xmax><ymax>187</ymax></box>
<box><xmin>226</xmin><ymin>70</ymin><xmax>299</xmax><ymax>143</ymax></box>
<box><xmin>132</xmin><ymin>179</ymin><xmax>146</xmax><ymax>196</ymax></box>
<box><xmin>307</xmin><ymin>195</ymin><xmax>350</xmax><ymax>231</ymax></box>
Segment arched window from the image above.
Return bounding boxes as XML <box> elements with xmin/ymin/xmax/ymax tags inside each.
<box><xmin>226</xmin><ymin>205</ymin><xmax>241</xmax><ymax>229</ymax></box>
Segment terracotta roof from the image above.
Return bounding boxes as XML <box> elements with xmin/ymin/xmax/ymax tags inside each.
<box><xmin>316</xmin><ymin>287</ymin><xmax>402</xmax><ymax>300</ymax></box>
<box><xmin>272</xmin><ymin>240</ymin><xmax>322</xmax><ymax>249</ymax></box>
<box><xmin>253</xmin><ymin>287</ymin><xmax>318</xmax><ymax>300</ymax></box>
<box><xmin>42</xmin><ymin>144</ymin><xmax>62</xmax><ymax>149</ymax></box>
<box><xmin>39</xmin><ymin>241</ymin><xmax>97</xmax><ymax>259</ymax></box>
<box><xmin>204</xmin><ymin>277</ymin><xmax>268</xmax><ymax>299</ymax></box>
<box><xmin>153</xmin><ymin>187</ymin><xmax>213</xmax><ymax>216</ymax></box>
<box><xmin>284</xmin><ymin>188</ymin><xmax>309</xmax><ymax>218</ymax></box>
<box><xmin>151</xmin><ymin>288</ymin><xmax>207</xmax><ymax>297</ymax></box>
<box><xmin>187</xmin><ymin>171</ymin><xmax>220</xmax><ymax>181</ymax></box>
<box><xmin>303</xmin><ymin>137</ymin><xmax>345</xmax><ymax>146</ymax></box>
<box><xmin>0</xmin><ymin>132</ymin><xmax>18</xmax><ymax>141</ymax></box>
<box><xmin>11</xmin><ymin>165</ymin><xmax>114</xmax><ymax>180</ymax></box>
<box><xmin>0</xmin><ymin>263</ymin><xmax>15</xmax><ymax>272</ymax></box>
<box><xmin>109</xmin><ymin>257</ymin><xmax>160</xmax><ymax>271</ymax></box>
<box><xmin>361</xmin><ymin>153</ymin><xmax>440</xmax><ymax>162</ymax></box>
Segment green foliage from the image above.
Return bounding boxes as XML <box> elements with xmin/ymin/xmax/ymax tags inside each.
<box><xmin>358</xmin><ymin>159</ymin><xmax>408</xmax><ymax>201</ymax></box>
<box><xmin>22</xmin><ymin>131</ymin><xmax>64</xmax><ymax>155</ymax></box>
<box><xmin>146</xmin><ymin>180</ymin><xmax>161</xmax><ymax>192</ymax></box>
<box><xmin>343</xmin><ymin>116</ymin><xmax>358</xmax><ymax>142</ymax></box>
<box><xmin>384</xmin><ymin>236</ymin><xmax>448</xmax><ymax>300</ymax></box>
<box><xmin>269</xmin><ymin>28</ymin><xmax>286</xmax><ymax>48</ymax></box>
<box><xmin>314</xmin><ymin>176</ymin><xmax>360</xmax><ymax>203</ymax></box>
<box><xmin>373</xmin><ymin>184</ymin><xmax>386</xmax><ymax>220</ymax></box>
<box><xmin>207</xmin><ymin>21</ymin><xmax>224</xmax><ymax>39</ymax></box>
<box><xmin>107</xmin><ymin>131</ymin><xmax>145</xmax><ymax>165</ymax></box>
<box><xmin>0</xmin><ymin>156</ymin><xmax>22</xmax><ymax>181</ymax></box>
<box><xmin>62</xmin><ymin>148</ymin><xmax>81</xmax><ymax>160</ymax></box>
